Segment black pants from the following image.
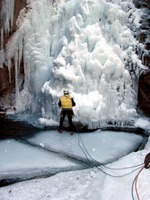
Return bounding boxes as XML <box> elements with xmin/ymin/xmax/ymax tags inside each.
<box><xmin>59</xmin><ymin>109</ymin><xmax>74</xmax><ymax>130</ymax></box>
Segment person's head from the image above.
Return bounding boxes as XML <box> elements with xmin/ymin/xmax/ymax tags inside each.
<box><xmin>63</xmin><ymin>90</ymin><xmax>69</xmax><ymax>95</ymax></box>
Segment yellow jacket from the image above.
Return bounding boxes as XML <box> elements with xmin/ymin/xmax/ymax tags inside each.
<box><xmin>59</xmin><ymin>95</ymin><xmax>75</xmax><ymax>109</ymax></box>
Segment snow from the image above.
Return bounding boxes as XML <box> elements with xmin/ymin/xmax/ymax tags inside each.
<box><xmin>38</xmin><ymin>118</ymin><xmax>59</xmax><ymax>126</ymax></box>
<box><xmin>0</xmin><ymin>131</ymin><xmax>149</xmax><ymax>200</ymax></box>
<box><xmin>134</xmin><ymin>118</ymin><xmax>150</xmax><ymax>130</ymax></box>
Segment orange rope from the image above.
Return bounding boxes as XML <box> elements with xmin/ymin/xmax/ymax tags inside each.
<box><xmin>135</xmin><ymin>166</ymin><xmax>144</xmax><ymax>200</ymax></box>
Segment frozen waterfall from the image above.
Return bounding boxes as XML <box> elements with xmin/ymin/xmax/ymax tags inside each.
<box><xmin>1</xmin><ymin>0</ymin><xmax>146</xmax><ymax>127</ymax></box>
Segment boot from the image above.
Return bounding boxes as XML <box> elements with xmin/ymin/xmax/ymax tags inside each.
<box><xmin>70</xmin><ymin>131</ymin><xmax>74</xmax><ymax>135</ymax></box>
<box><xmin>58</xmin><ymin>129</ymin><xmax>63</xmax><ymax>133</ymax></box>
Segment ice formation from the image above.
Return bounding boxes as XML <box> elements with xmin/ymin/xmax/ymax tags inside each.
<box><xmin>1</xmin><ymin>0</ymin><xmax>146</xmax><ymax>127</ymax></box>
<box><xmin>0</xmin><ymin>0</ymin><xmax>14</xmax><ymax>48</ymax></box>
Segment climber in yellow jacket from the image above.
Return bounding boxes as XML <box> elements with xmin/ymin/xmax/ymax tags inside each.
<box><xmin>58</xmin><ymin>90</ymin><xmax>76</xmax><ymax>135</ymax></box>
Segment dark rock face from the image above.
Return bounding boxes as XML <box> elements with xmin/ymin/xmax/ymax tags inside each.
<box><xmin>138</xmin><ymin>72</ymin><xmax>150</xmax><ymax>117</ymax></box>
<box><xmin>0</xmin><ymin>64</ymin><xmax>14</xmax><ymax>106</ymax></box>
<box><xmin>0</xmin><ymin>0</ymin><xmax>26</xmax><ymax>33</ymax></box>
<box><xmin>13</xmin><ymin>0</ymin><xmax>27</xmax><ymax>31</ymax></box>
<box><xmin>134</xmin><ymin>0</ymin><xmax>150</xmax><ymax>116</ymax></box>
<box><xmin>0</xmin><ymin>0</ymin><xmax>26</xmax><ymax>108</ymax></box>
<box><xmin>133</xmin><ymin>0</ymin><xmax>150</xmax><ymax>9</ymax></box>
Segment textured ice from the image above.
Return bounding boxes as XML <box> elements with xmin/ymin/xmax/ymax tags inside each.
<box><xmin>1</xmin><ymin>0</ymin><xmax>146</xmax><ymax>127</ymax></box>
<box><xmin>0</xmin><ymin>138</ymin><xmax>80</xmax><ymax>179</ymax></box>
<box><xmin>0</xmin><ymin>130</ymin><xmax>144</xmax><ymax>181</ymax></box>
<box><xmin>27</xmin><ymin>130</ymin><xmax>143</xmax><ymax>163</ymax></box>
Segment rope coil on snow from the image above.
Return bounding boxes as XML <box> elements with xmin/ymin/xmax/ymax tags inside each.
<box><xmin>76</xmin><ymin>125</ymin><xmax>144</xmax><ymax>175</ymax></box>
<box><xmin>75</xmin><ymin>125</ymin><xmax>149</xmax><ymax>200</ymax></box>
<box><xmin>75</xmin><ymin>126</ymin><xmax>150</xmax><ymax>200</ymax></box>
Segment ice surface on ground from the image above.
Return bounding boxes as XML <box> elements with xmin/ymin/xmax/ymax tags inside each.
<box><xmin>0</xmin><ymin>138</ymin><xmax>79</xmax><ymax>175</ymax></box>
<box><xmin>0</xmin><ymin>136</ymin><xmax>149</xmax><ymax>200</ymax></box>
<box><xmin>2</xmin><ymin>0</ymin><xmax>146</xmax><ymax>127</ymax></box>
<box><xmin>27</xmin><ymin>130</ymin><xmax>143</xmax><ymax>163</ymax></box>
<box><xmin>0</xmin><ymin>130</ymin><xmax>143</xmax><ymax>180</ymax></box>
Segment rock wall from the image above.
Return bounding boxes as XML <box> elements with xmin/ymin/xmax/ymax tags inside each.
<box><xmin>0</xmin><ymin>0</ymin><xmax>26</xmax><ymax>107</ymax></box>
<box><xmin>134</xmin><ymin>0</ymin><xmax>150</xmax><ymax>116</ymax></box>
<box><xmin>138</xmin><ymin>71</ymin><xmax>150</xmax><ymax>117</ymax></box>
<box><xmin>133</xmin><ymin>0</ymin><xmax>150</xmax><ymax>9</ymax></box>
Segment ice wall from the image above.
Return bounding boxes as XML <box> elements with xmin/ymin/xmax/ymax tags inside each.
<box><xmin>0</xmin><ymin>0</ymin><xmax>15</xmax><ymax>48</ymax></box>
<box><xmin>3</xmin><ymin>0</ymin><xmax>146</xmax><ymax>127</ymax></box>
<box><xmin>0</xmin><ymin>0</ymin><xmax>14</xmax><ymax>71</ymax></box>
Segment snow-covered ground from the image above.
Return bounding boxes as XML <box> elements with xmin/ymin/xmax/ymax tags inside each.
<box><xmin>0</xmin><ymin>0</ymin><xmax>149</xmax><ymax>198</ymax></box>
<box><xmin>0</xmin><ymin>135</ymin><xmax>149</xmax><ymax>200</ymax></box>
<box><xmin>0</xmin><ymin>118</ymin><xmax>149</xmax><ymax>200</ymax></box>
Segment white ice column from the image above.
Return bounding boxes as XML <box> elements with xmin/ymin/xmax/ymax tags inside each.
<box><xmin>0</xmin><ymin>0</ymin><xmax>15</xmax><ymax>60</ymax></box>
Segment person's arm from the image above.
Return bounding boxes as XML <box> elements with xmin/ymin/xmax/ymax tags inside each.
<box><xmin>72</xmin><ymin>98</ymin><xmax>76</xmax><ymax>107</ymax></box>
<box><xmin>58</xmin><ymin>99</ymin><xmax>61</xmax><ymax>107</ymax></box>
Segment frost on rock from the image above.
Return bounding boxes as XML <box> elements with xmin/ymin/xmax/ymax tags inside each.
<box><xmin>2</xmin><ymin>0</ymin><xmax>147</xmax><ymax>127</ymax></box>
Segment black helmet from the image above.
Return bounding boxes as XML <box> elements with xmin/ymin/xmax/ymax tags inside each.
<box><xmin>64</xmin><ymin>90</ymin><xmax>69</xmax><ymax>95</ymax></box>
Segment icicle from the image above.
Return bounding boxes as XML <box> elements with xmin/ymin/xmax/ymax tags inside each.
<box><xmin>4</xmin><ymin>0</ymin><xmax>9</xmax><ymax>34</ymax></box>
<box><xmin>0</xmin><ymin>49</ymin><xmax>5</xmax><ymax>68</ymax></box>
<box><xmin>23</xmin><ymin>38</ymin><xmax>31</xmax><ymax>90</ymax></box>
<box><xmin>10</xmin><ymin>0</ymin><xmax>14</xmax><ymax>31</ymax></box>
<box><xmin>18</xmin><ymin>37</ymin><xmax>23</xmax><ymax>69</ymax></box>
<box><xmin>0</xmin><ymin>28</ymin><xmax>4</xmax><ymax>49</ymax></box>
<box><xmin>7</xmin><ymin>59</ymin><xmax>11</xmax><ymax>82</ymax></box>
<box><xmin>2</xmin><ymin>0</ymin><xmax>15</xmax><ymax>34</ymax></box>
<box><xmin>15</xmin><ymin>50</ymin><xmax>20</xmax><ymax>110</ymax></box>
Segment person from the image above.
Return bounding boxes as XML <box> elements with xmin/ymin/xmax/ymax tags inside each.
<box><xmin>58</xmin><ymin>90</ymin><xmax>76</xmax><ymax>135</ymax></box>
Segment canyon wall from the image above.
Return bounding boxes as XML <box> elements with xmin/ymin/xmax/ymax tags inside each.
<box><xmin>0</xmin><ymin>0</ymin><xmax>150</xmax><ymax>117</ymax></box>
<box><xmin>134</xmin><ymin>0</ymin><xmax>150</xmax><ymax>116</ymax></box>
<box><xmin>0</xmin><ymin>0</ymin><xmax>26</xmax><ymax>107</ymax></box>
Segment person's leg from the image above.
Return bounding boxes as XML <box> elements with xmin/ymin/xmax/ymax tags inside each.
<box><xmin>67</xmin><ymin>110</ymin><xmax>74</xmax><ymax>133</ymax></box>
<box><xmin>59</xmin><ymin>110</ymin><xmax>66</xmax><ymax>131</ymax></box>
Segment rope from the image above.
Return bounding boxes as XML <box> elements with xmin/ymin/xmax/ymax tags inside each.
<box><xmin>135</xmin><ymin>166</ymin><xmax>144</xmax><ymax>200</ymax></box>
<box><xmin>131</xmin><ymin>175</ymin><xmax>136</xmax><ymax>200</ymax></box>
<box><xmin>75</xmin><ymin>125</ymin><xmax>147</xmax><ymax>200</ymax></box>
<box><xmin>76</xmin><ymin>125</ymin><xmax>144</xmax><ymax>177</ymax></box>
<box><xmin>131</xmin><ymin>166</ymin><xmax>144</xmax><ymax>200</ymax></box>
<box><xmin>76</xmin><ymin>125</ymin><xmax>144</xmax><ymax>171</ymax></box>
<box><xmin>96</xmin><ymin>164</ymin><xmax>142</xmax><ymax>178</ymax></box>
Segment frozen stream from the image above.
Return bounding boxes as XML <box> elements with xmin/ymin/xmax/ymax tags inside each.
<box><xmin>0</xmin><ymin>126</ymin><xmax>145</xmax><ymax>186</ymax></box>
